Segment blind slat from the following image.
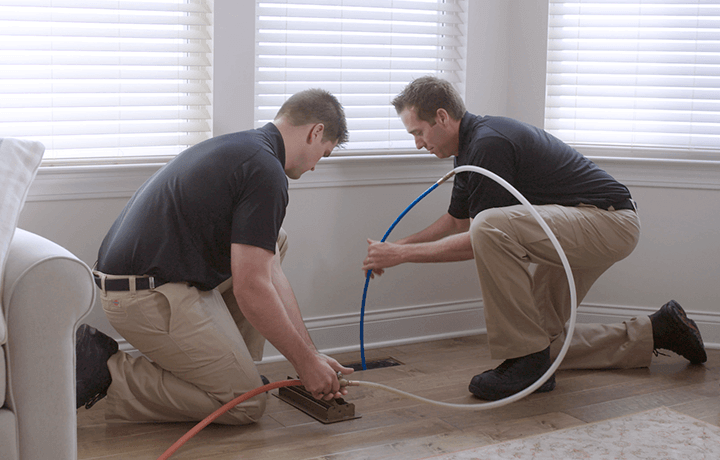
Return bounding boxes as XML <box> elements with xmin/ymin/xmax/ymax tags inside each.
<box><xmin>256</xmin><ymin>57</ymin><xmax>461</xmax><ymax>71</ymax></box>
<box><xmin>256</xmin><ymin>69</ymin><xmax>458</xmax><ymax>82</ymax></box>
<box><xmin>5</xmin><ymin>120</ymin><xmax>210</xmax><ymax>137</ymax></box>
<box><xmin>36</xmin><ymin>132</ymin><xmax>209</xmax><ymax>152</ymax></box>
<box><xmin>258</xmin><ymin>0</ymin><xmax>462</xmax><ymax>13</ymax></box>
<box><xmin>2</xmin><ymin>108</ymin><xmax>210</xmax><ymax>123</ymax></box>
<box><xmin>257</xmin><ymin>43</ymin><xmax>461</xmax><ymax>59</ymax></box>
<box><xmin>0</xmin><ymin>55</ymin><xmax>212</xmax><ymax>67</ymax></box>
<box><xmin>257</xmin><ymin>20</ymin><xmax>462</xmax><ymax>36</ymax></box>
<box><xmin>0</xmin><ymin>42</ymin><xmax>211</xmax><ymax>54</ymax></box>
<box><xmin>0</xmin><ymin>82</ymin><xmax>210</xmax><ymax>94</ymax></box>
<box><xmin>0</xmin><ymin>0</ymin><xmax>209</xmax><ymax>13</ymax></box>
<box><xmin>1</xmin><ymin>24</ymin><xmax>210</xmax><ymax>40</ymax></box>
<box><xmin>0</xmin><ymin>94</ymin><xmax>210</xmax><ymax>109</ymax></box>
<box><xmin>257</xmin><ymin>32</ymin><xmax>462</xmax><ymax>47</ymax></box>
<box><xmin>0</xmin><ymin>68</ymin><xmax>211</xmax><ymax>80</ymax></box>
<box><xmin>256</xmin><ymin>8</ymin><xmax>463</xmax><ymax>24</ymax></box>
<box><xmin>0</xmin><ymin>11</ymin><xmax>210</xmax><ymax>26</ymax></box>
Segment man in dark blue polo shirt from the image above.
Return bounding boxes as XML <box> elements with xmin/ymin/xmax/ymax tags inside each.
<box><xmin>362</xmin><ymin>76</ymin><xmax>706</xmax><ymax>401</ymax></box>
<box><xmin>77</xmin><ymin>89</ymin><xmax>354</xmax><ymax>424</ymax></box>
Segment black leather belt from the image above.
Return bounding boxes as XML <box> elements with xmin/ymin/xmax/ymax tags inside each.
<box><xmin>94</xmin><ymin>274</ymin><xmax>167</xmax><ymax>291</ymax></box>
<box><xmin>607</xmin><ymin>198</ymin><xmax>636</xmax><ymax>211</ymax></box>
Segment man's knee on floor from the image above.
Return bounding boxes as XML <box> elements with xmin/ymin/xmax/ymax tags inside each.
<box><xmin>220</xmin><ymin>396</ymin><xmax>267</xmax><ymax>425</ymax></box>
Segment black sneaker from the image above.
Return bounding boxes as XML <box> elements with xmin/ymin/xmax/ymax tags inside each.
<box><xmin>469</xmin><ymin>346</ymin><xmax>556</xmax><ymax>401</ymax></box>
<box><xmin>650</xmin><ymin>300</ymin><xmax>707</xmax><ymax>364</ymax></box>
<box><xmin>76</xmin><ymin>324</ymin><xmax>119</xmax><ymax>409</ymax></box>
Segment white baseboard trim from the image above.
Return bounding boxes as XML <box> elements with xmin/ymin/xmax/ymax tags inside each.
<box><xmin>116</xmin><ymin>301</ymin><xmax>720</xmax><ymax>363</ymax></box>
<box><xmin>115</xmin><ymin>299</ymin><xmax>486</xmax><ymax>361</ymax></box>
<box><xmin>259</xmin><ymin>299</ymin><xmax>486</xmax><ymax>363</ymax></box>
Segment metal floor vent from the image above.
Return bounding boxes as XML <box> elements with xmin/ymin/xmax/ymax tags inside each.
<box><xmin>273</xmin><ymin>357</ymin><xmax>403</xmax><ymax>423</ymax></box>
<box><xmin>344</xmin><ymin>356</ymin><xmax>403</xmax><ymax>372</ymax></box>
<box><xmin>274</xmin><ymin>380</ymin><xmax>361</xmax><ymax>424</ymax></box>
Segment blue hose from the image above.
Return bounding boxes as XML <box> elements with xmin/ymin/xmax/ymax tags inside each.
<box><xmin>360</xmin><ymin>182</ymin><xmax>440</xmax><ymax>369</ymax></box>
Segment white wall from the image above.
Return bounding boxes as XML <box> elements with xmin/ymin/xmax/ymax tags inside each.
<box><xmin>18</xmin><ymin>0</ymin><xmax>720</xmax><ymax>361</ymax></box>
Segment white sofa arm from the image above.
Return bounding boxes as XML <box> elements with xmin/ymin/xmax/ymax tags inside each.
<box><xmin>2</xmin><ymin>229</ymin><xmax>95</xmax><ymax>460</ymax></box>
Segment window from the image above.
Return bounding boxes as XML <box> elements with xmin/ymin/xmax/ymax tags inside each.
<box><xmin>255</xmin><ymin>0</ymin><xmax>467</xmax><ymax>152</ymax></box>
<box><xmin>545</xmin><ymin>1</ymin><xmax>720</xmax><ymax>160</ymax></box>
<box><xmin>0</xmin><ymin>0</ymin><xmax>212</xmax><ymax>164</ymax></box>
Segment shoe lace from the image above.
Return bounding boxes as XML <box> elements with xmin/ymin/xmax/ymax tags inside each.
<box><xmin>84</xmin><ymin>392</ymin><xmax>108</xmax><ymax>410</ymax></box>
<box><xmin>653</xmin><ymin>349</ymin><xmax>670</xmax><ymax>358</ymax></box>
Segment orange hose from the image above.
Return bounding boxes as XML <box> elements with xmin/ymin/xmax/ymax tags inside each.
<box><xmin>157</xmin><ymin>379</ymin><xmax>302</xmax><ymax>460</ymax></box>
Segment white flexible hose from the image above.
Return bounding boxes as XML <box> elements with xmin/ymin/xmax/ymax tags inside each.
<box><xmin>350</xmin><ymin>165</ymin><xmax>578</xmax><ymax>410</ymax></box>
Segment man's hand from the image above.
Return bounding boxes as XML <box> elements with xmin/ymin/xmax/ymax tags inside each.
<box><xmin>296</xmin><ymin>353</ymin><xmax>354</xmax><ymax>401</ymax></box>
<box><xmin>362</xmin><ymin>239</ymin><xmax>404</xmax><ymax>278</ymax></box>
<box><xmin>362</xmin><ymin>213</ymin><xmax>472</xmax><ymax>278</ymax></box>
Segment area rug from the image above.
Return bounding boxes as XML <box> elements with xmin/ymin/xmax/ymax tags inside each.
<box><xmin>428</xmin><ymin>407</ymin><xmax>720</xmax><ymax>459</ymax></box>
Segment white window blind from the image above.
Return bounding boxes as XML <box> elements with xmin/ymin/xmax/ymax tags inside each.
<box><xmin>255</xmin><ymin>0</ymin><xmax>466</xmax><ymax>152</ymax></box>
<box><xmin>0</xmin><ymin>0</ymin><xmax>212</xmax><ymax>164</ymax></box>
<box><xmin>546</xmin><ymin>1</ymin><xmax>720</xmax><ymax>160</ymax></box>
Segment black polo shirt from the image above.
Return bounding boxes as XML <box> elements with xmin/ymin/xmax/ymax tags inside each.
<box><xmin>97</xmin><ymin>123</ymin><xmax>288</xmax><ymax>291</ymax></box>
<box><xmin>449</xmin><ymin>113</ymin><xmax>631</xmax><ymax>220</ymax></box>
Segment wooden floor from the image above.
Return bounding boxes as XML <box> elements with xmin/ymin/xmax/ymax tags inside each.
<box><xmin>77</xmin><ymin>335</ymin><xmax>720</xmax><ymax>459</ymax></box>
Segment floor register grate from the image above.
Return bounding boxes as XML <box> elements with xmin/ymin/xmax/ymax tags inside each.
<box><xmin>274</xmin><ymin>357</ymin><xmax>403</xmax><ymax>423</ymax></box>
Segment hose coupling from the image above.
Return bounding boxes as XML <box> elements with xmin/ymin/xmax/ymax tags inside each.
<box><xmin>337</xmin><ymin>372</ymin><xmax>357</xmax><ymax>387</ymax></box>
<box><xmin>436</xmin><ymin>170</ymin><xmax>456</xmax><ymax>185</ymax></box>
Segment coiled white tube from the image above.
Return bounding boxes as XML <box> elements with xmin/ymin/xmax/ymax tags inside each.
<box><xmin>353</xmin><ymin>165</ymin><xmax>578</xmax><ymax>410</ymax></box>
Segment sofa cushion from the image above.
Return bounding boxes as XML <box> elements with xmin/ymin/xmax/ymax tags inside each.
<box><xmin>0</xmin><ymin>138</ymin><xmax>45</xmax><ymax>345</ymax></box>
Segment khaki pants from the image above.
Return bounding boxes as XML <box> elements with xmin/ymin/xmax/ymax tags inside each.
<box><xmin>99</xmin><ymin>230</ymin><xmax>287</xmax><ymax>424</ymax></box>
<box><xmin>470</xmin><ymin>204</ymin><xmax>653</xmax><ymax>368</ymax></box>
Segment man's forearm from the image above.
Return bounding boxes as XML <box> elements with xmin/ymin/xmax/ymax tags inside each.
<box><xmin>396</xmin><ymin>212</ymin><xmax>470</xmax><ymax>245</ymax></box>
<box><xmin>400</xmin><ymin>231</ymin><xmax>474</xmax><ymax>264</ymax></box>
<box><xmin>363</xmin><ymin>215</ymin><xmax>474</xmax><ymax>274</ymax></box>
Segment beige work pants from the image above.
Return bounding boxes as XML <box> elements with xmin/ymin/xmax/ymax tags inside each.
<box><xmin>470</xmin><ymin>204</ymin><xmax>652</xmax><ymax>369</ymax></box>
<box><xmin>99</xmin><ymin>230</ymin><xmax>287</xmax><ymax>424</ymax></box>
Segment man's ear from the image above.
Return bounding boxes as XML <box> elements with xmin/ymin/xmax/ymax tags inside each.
<box><xmin>435</xmin><ymin>108</ymin><xmax>450</xmax><ymax>126</ymax></box>
<box><xmin>306</xmin><ymin>123</ymin><xmax>325</xmax><ymax>144</ymax></box>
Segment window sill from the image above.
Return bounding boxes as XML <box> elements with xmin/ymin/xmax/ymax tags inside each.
<box><xmin>589</xmin><ymin>156</ymin><xmax>720</xmax><ymax>191</ymax></box>
<box><xmin>26</xmin><ymin>152</ymin><xmax>720</xmax><ymax>202</ymax></box>
<box><xmin>28</xmin><ymin>153</ymin><xmax>455</xmax><ymax>202</ymax></box>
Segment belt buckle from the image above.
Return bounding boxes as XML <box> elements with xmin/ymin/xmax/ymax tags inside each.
<box><xmin>148</xmin><ymin>277</ymin><xmax>155</xmax><ymax>290</ymax></box>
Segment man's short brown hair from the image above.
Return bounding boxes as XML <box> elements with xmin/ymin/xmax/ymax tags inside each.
<box><xmin>275</xmin><ymin>89</ymin><xmax>349</xmax><ymax>146</ymax></box>
<box><xmin>392</xmin><ymin>76</ymin><xmax>466</xmax><ymax>124</ymax></box>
